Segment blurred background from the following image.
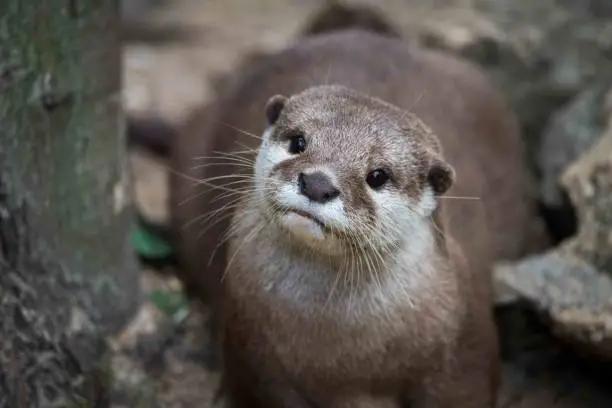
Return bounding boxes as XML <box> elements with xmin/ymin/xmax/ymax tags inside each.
<box><xmin>1</xmin><ymin>0</ymin><xmax>611</xmax><ymax>407</ymax></box>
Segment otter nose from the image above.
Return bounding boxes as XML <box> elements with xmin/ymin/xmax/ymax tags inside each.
<box><xmin>298</xmin><ymin>171</ymin><xmax>340</xmax><ymax>203</ymax></box>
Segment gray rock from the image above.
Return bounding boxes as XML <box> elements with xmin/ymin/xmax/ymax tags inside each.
<box><xmin>494</xmin><ymin>128</ymin><xmax>612</xmax><ymax>357</ymax></box>
<box><xmin>537</xmin><ymin>82</ymin><xmax>611</xmax><ymax>208</ymax></box>
<box><xmin>495</xmin><ymin>250</ymin><xmax>612</xmax><ymax>358</ymax></box>
<box><xmin>561</xmin><ymin>126</ymin><xmax>612</xmax><ymax>271</ymax></box>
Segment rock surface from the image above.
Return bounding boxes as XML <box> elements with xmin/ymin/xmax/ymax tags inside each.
<box><xmin>495</xmin><ymin>109</ymin><xmax>612</xmax><ymax>358</ymax></box>
<box><xmin>495</xmin><ymin>250</ymin><xmax>612</xmax><ymax>357</ymax></box>
<box><xmin>537</xmin><ymin>81</ymin><xmax>611</xmax><ymax>208</ymax></box>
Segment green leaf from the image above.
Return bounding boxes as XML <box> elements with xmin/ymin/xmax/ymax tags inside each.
<box><xmin>131</xmin><ymin>224</ymin><xmax>173</xmax><ymax>258</ymax></box>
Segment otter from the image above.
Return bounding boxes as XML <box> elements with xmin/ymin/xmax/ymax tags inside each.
<box><xmin>171</xmin><ymin>30</ymin><xmax>546</xmax><ymax>407</ymax></box>
<box><xmin>219</xmin><ymin>86</ymin><xmax>494</xmax><ymax>408</ymax></box>
<box><xmin>126</xmin><ymin>17</ymin><xmax>547</xmax><ymax>405</ymax></box>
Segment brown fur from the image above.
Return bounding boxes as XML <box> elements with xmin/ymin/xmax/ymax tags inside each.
<box><xmin>300</xmin><ymin>1</ymin><xmax>400</xmax><ymax>39</ymax></box>
<box><xmin>168</xmin><ymin>30</ymin><xmax>546</xmax><ymax>406</ymax></box>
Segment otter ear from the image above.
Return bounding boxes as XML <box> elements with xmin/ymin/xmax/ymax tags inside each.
<box><xmin>265</xmin><ymin>95</ymin><xmax>287</xmax><ymax>125</ymax></box>
<box><xmin>427</xmin><ymin>157</ymin><xmax>455</xmax><ymax>195</ymax></box>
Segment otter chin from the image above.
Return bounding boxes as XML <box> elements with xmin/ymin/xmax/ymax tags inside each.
<box><xmin>280</xmin><ymin>211</ymin><xmax>326</xmax><ymax>241</ymax></box>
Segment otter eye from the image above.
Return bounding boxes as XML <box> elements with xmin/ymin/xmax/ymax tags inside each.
<box><xmin>366</xmin><ymin>169</ymin><xmax>389</xmax><ymax>189</ymax></box>
<box><xmin>287</xmin><ymin>133</ymin><xmax>307</xmax><ymax>154</ymax></box>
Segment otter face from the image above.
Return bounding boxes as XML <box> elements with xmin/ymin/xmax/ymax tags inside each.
<box><xmin>254</xmin><ymin>86</ymin><xmax>454</xmax><ymax>257</ymax></box>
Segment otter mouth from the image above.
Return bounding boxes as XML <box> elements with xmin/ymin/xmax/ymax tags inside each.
<box><xmin>284</xmin><ymin>207</ymin><xmax>326</xmax><ymax>229</ymax></box>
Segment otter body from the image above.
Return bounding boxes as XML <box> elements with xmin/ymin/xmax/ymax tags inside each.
<box><xmin>171</xmin><ymin>30</ymin><xmax>543</xmax><ymax>407</ymax></box>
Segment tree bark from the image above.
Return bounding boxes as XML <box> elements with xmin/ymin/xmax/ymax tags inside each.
<box><xmin>0</xmin><ymin>1</ymin><xmax>140</xmax><ymax>406</ymax></box>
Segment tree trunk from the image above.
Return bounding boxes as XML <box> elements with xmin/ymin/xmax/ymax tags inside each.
<box><xmin>0</xmin><ymin>1</ymin><xmax>140</xmax><ymax>406</ymax></box>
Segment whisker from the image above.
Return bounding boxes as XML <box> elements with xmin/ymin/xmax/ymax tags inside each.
<box><xmin>207</xmin><ymin>195</ymin><xmax>277</xmax><ymax>266</ymax></box>
<box><xmin>360</xmin><ymin>236</ymin><xmax>387</xmax><ymax>300</ymax></box>
<box><xmin>324</xmin><ymin>62</ymin><xmax>333</xmax><ymax>86</ymax></box>
<box><xmin>221</xmin><ymin>221</ymin><xmax>264</xmax><ymax>282</ymax></box>
<box><xmin>200</xmin><ymin>155</ymin><xmax>254</xmax><ymax>167</ymax></box>
<box><xmin>401</xmin><ymin>89</ymin><xmax>427</xmax><ymax>120</ymax></box>
<box><xmin>183</xmin><ymin>199</ymin><xmax>241</xmax><ymax>230</ymax></box>
<box><xmin>208</xmin><ymin>209</ymin><xmax>252</xmax><ymax>267</ymax></box>
<box><xmin>322</xmin><ymin>246</ymin><xmax>343</xmax><ymax>312</ymax></box>
<box><xmin>233</xmin><ymin>141</ymin><xmax>259</xmax><ymax>153</ymax></box>
<box><xmin>437</xmin><ymin>195</ymin><xmax>481</xmax><ymax>201</ymax></box>
<box><xmin>190</xmin><ymin>154</ymin><xmax>253</xmax><ymax>162</ymax></box>
<box><xmin>429</xmin><ymin>215</ymin><xmax>445</xmax><ymax>239</ymax></box>
<box><xmin>177</xmin><ymin>177</ymin><xmax>255</xmax><ymax>204</ymax></box>
<box><xmin>212</xmin><ymin>150</ymin><xmax>256</xmax><ymax>160</ymax></box>
<box><xmin>178</xmin><ymin>178</ymin><xmax>274</xmax><ymax>209</ymax></box>
<box><xmin>197</xmin><ymin>210</ymin><xmax>239</xmax><ymax>242</ymax></box>
<box><xmin>167</xmin><ymin>167</ymin><xmax>252</xmax><ymax>195</ymax></box>
<box><xmin>191</xmin><ymin>150</ymin><xmax>256</xmax><ymax>161</ymax></box>
<box><xmin>195</xmin><ymin>174</ymin><xmax>259</xmax><ymax>185</ymax></box>
<box><xmin>210</xmin><ymin>185</ymin><xmax>275</xmax><ymax>204</ymax></box>
<box><xmin>216</xmin><ymin>120</ymin><xmax>263</xmax><ymax>141</ymax></box>
<box><xmin>190</xmin><ymin>162</ymin><xmax>254</xmax><ymax>171</ymax></box>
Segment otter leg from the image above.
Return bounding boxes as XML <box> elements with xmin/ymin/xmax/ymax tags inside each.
<box><xmin>221</xmin><ymin>356</ymin><xmax>320</xmax><ymax>408</ymax></box>
<box><xmin>222</xmin><ymin>377</ymin><xmax>319</xmax><ymax>408</ymax></box>
<box><xmin>406</xmin><ymin>348</ymin><xmax>498</xmax><ymax>407</ymax></box>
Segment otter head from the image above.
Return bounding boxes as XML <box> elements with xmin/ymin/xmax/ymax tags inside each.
<box><xmin>254</xmin><ymin>85</ymin><xmax>454</xmax><ymax>260</ymax></box>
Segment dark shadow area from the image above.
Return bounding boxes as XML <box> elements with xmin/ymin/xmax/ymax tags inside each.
<box><xmin>495</xmin><ymin>302</ymin><xmax>612</xmax><ymax>407</ymax></box>
<box><xmin>537</xmin><ymin>189</ymin><xmax>579</xmax><ymax>245</ymax></box>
